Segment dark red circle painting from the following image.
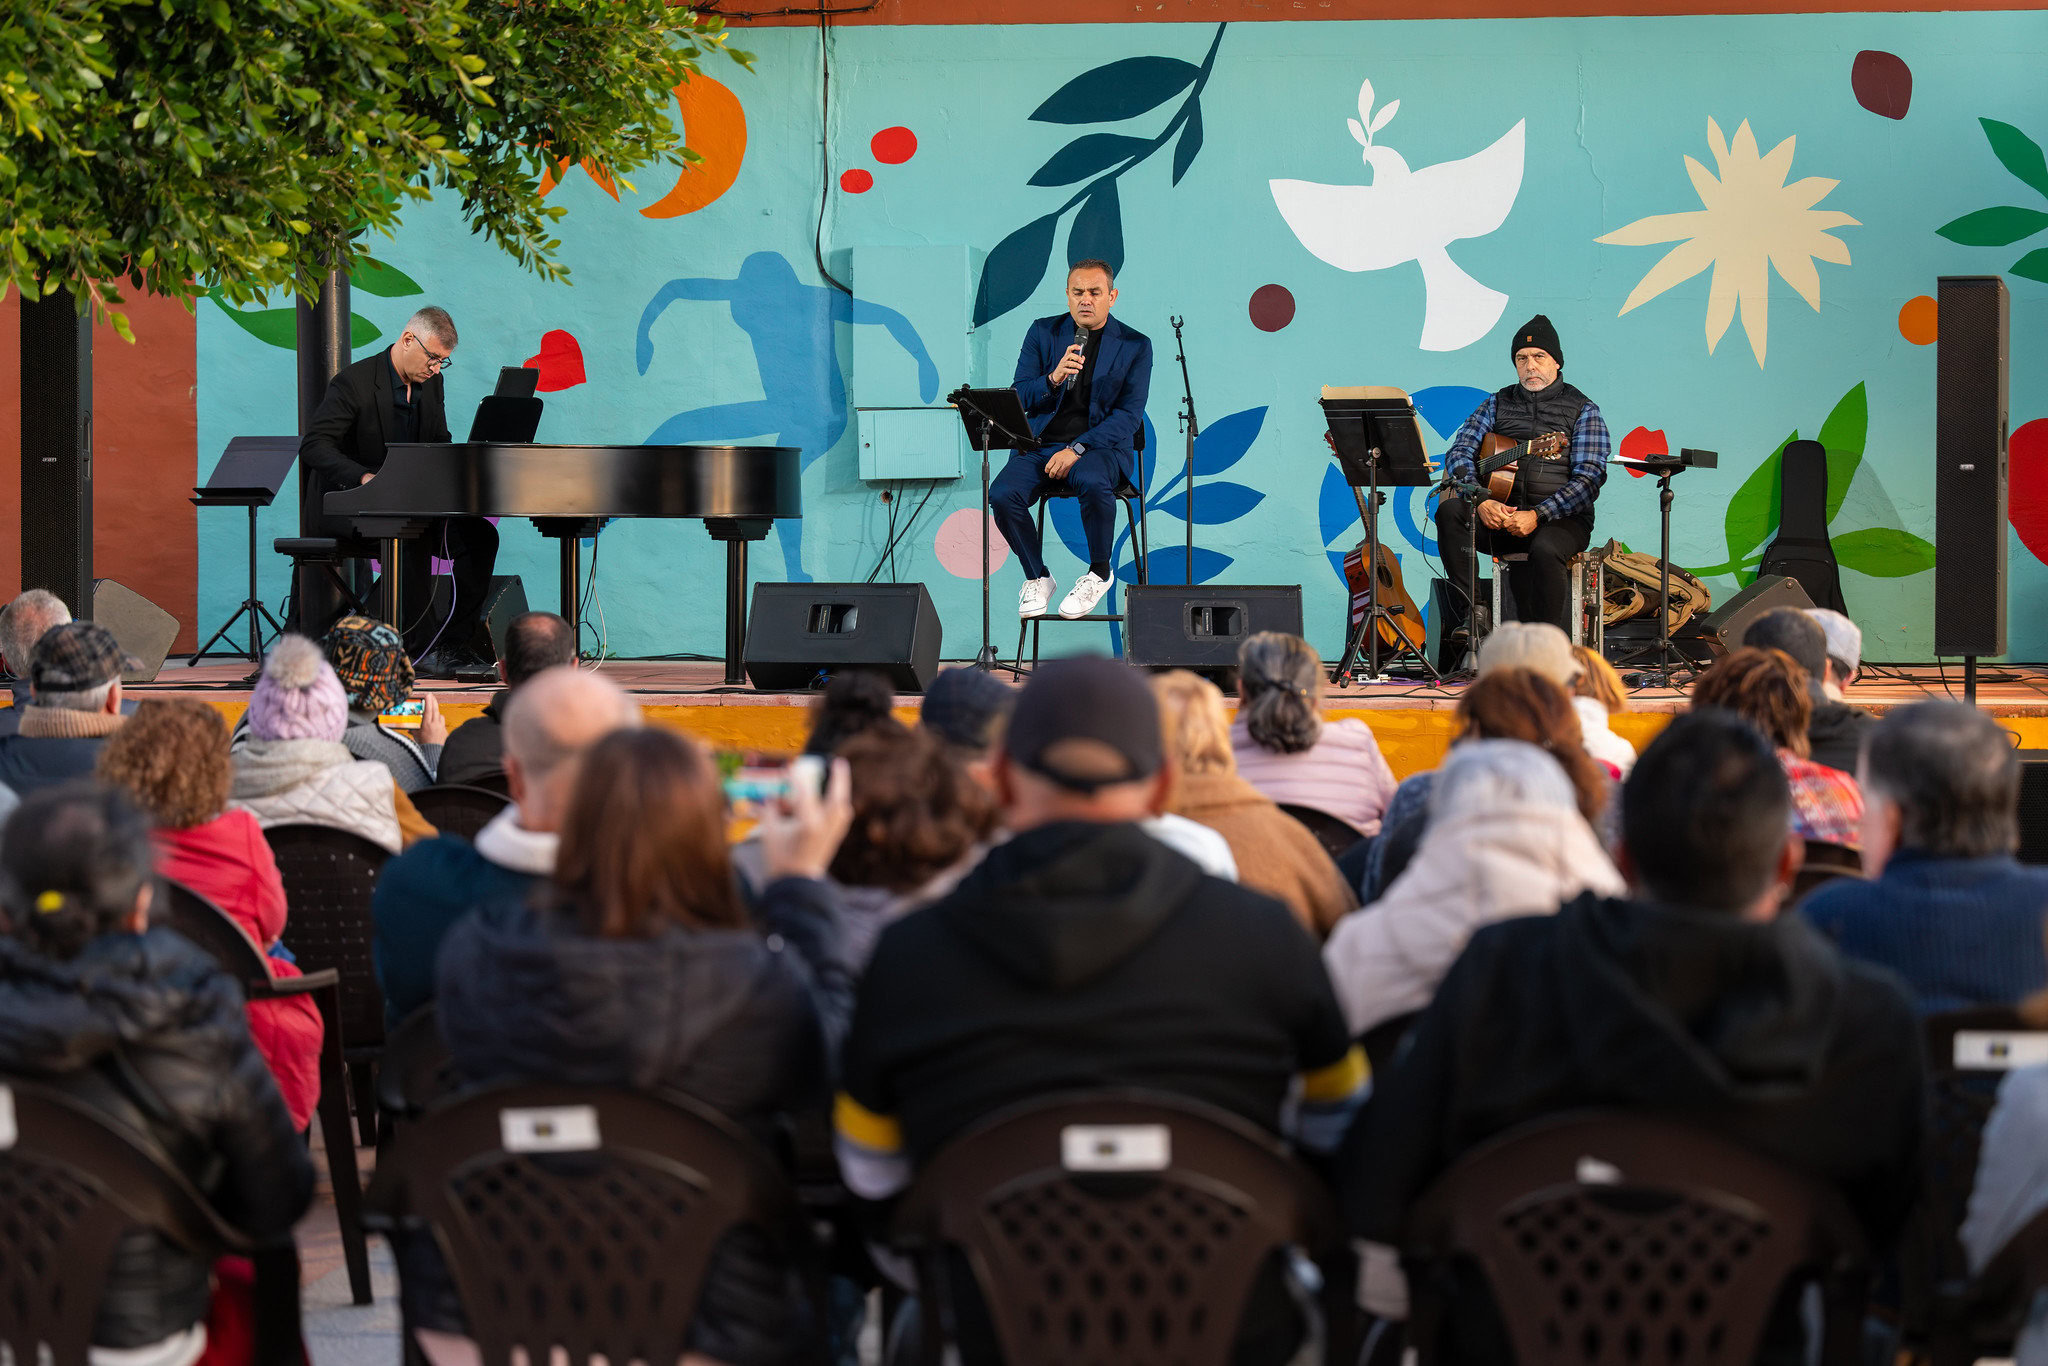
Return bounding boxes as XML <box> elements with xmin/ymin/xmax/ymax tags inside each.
<box><xmin>1249</xmin><ymin>284</ymin><xmax>1296</xmax><ymax>332</ymax></box>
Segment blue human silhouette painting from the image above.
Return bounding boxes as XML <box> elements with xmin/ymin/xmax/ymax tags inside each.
<box><xmin>637</xmin><ymin>251</ymin><xmax>940</xmax><ymax>580</ymax></box>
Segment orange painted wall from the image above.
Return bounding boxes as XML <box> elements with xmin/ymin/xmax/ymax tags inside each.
<box><xmin>723</xmin><ymin>0</ymin><xmax>2039</xmax><ymax>23</ymax></box>
<box><xmin>0</xmin><ymin>292</ymin><xmax>199</xmax><ymax>652</ymax></box>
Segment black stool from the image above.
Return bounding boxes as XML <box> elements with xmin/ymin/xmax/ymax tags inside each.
<box><xmin>275</xmin><ymin>537</ymin><xmax>374</xmax><ymax>639</ymax></box>
<box><xmin>1013</xmin><ymin>473</ymin><xmax>1149</xmax><ymax>675</ymax></box>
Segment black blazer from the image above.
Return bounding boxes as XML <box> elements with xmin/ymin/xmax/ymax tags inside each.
<box><xmin>298</xmin><ymin>351</ymin><xmax>450</xmax><ymax>536</ymax></box>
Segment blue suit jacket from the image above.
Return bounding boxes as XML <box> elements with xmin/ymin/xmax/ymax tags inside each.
<box><xmin>1012</xmin><ymin>313</ymin><xmax>1153</xmax><ymax>478</ymax></box>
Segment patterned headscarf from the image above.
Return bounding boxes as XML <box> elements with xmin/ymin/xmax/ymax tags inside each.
<box><xmin>323</xmin><ymin>615</ymin><xmax>414</xmax><ymax>716</ymax></box>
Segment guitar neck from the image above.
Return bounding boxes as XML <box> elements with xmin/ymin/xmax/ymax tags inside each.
<box><xmin>1475</xmin><ymin>440</ymin><xmax>1534</xmax><ymax>480</ymax></box>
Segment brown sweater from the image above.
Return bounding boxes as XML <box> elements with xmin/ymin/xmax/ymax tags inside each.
<box><xmin>1169</xmin><ymin>770</ymin><xmax>1358</xmax><ymax>937</ymax></box>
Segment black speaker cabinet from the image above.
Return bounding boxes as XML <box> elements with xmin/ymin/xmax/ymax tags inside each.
<box><xmin>744</xmin><ymin>582</ymin><xmax>941</xmax><ymax>692</ymax></box>
<box><xmin>462</xmin><ymin>575</ymin><xmax>530</xmax><ymax>664</ymax></box>
<box><xmin>21</xmin><ymin>293</ymin><xmax>93</xmax><ymax>615</ymax></box>
<box><xmin>1602</xmin><ymin>573</ymin><xmax>1813</xmax><ymax>668</ymax></box>
<box><xmin>1125</xmin><ymin>585</ymin><xmax>1303</xmax><ymax>675</ymax></box>
<box><xmin>1935</xmin><ymin>275</ymin><xmax>2009</xmax><ymax>658</ymax></box>
<box><xmin>2017</xmin><ymin>751</ymin><xmax>2048</xmax><ymax>866</ymax></box>
<box><xmin>91</xmin><ymin>579</ymin><xmax>179</xmax><ymax>684</ymax></box>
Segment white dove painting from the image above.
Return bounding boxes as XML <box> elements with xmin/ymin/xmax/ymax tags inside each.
<box><xmin>1271</xmin><ymin>80</ymin><xmax>1526</xmax><ymax>352</ymax></box>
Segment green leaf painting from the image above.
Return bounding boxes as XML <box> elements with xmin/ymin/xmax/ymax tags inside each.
<box><xmin>1936</xmin><ymin>206</ymin><xmax>2048</xmax><ymax>247</ymax></box>
<box><xmin>210</xmin><ymin>288</ymin><xmax>381</xmax><ymax>350</ymax></box>
<box><xmin>350</xmin><ymin>257</ymin><xmax>424</xmax><ymax>298</ymax></box>
<box><xmin>1984</xmin><ymin>118</ymin><xmax>2048</xmax><ymax>200</ymax></box>
<box><xmin>1832</xmin><ymin>527</ymin><xmax>1937</xmax><ymax>578</ymax></box>
<box><xmin>1815</xmin><ymin>381</ymin><xmax>1867</xmax><ymax>525</ymax></box>
<box><xmin>1936</xmin><ymin>119</ymin><xmax>2048</xmax><ymax>280</ymax></box>
<box><xmin>1718</xmin><ymin>430</ymin><xmax>1795</xmax><ymax>578</ymax></box>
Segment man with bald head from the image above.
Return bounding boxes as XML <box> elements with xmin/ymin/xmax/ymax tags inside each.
<box><xmin>372</xmin><ymin>666</ymin><xmax>640</xmax><ymax>1024</ymax></box>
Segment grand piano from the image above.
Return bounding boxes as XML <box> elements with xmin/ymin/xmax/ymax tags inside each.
<box><xmin>324</xmin><ymin>442</ymin><xmax>801</xmax><ymax>683</ymax></box>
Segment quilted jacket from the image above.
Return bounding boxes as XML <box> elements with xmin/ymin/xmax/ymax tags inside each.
<box><xmin>227</xmin><ymin>738</ymin><xmax>404</xmax><ymax>852</ymax></box>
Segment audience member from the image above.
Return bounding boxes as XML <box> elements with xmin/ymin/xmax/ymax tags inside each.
<box><xmin>804</xmin><ymin>669</ymin><xmax>904</xmax><ymax>757</ymax></box>
<box><xmin>1324</xmin><ymin>740</ymin><xmax>1624</xmax><ymax>1045</ymax></box>
<box><xmin>837</xmin><ymin>655</ymin><xmax>1365</xmax><ymax>1366</ymax></box>
<box><xmin>1961</xmin><ymin>949</ymin><xmax>2048</xmax><ymax>1366</ymax></box>
<box><xmin>99</xmin><ymin>700</ymin><xmax>324</xmax><ymax>1130</ymax></box>
<box><xmin>1153</xmin><ymin>669</ymin><xmax>1357</xmax><ymax>935</ymax></box>
<box><xmin>1362</xmin><ymin>668</ymin><xmax>1608</xmax><ymax>902</ymax></box>
<box><xmin>230</xmin><ymin>635</ymin><xmax>434</xmax><ymax>850</ymax></box>
<box><xmin>1230</xmin><ymin>631</ymin><xmax>1396</xmax><ymax>838</ymax></box>
<box><xmin>1344</xmin><ymin>710</ymin><xmax>1925</xmax><ymax>1358</ymax></box>
<box><xmin>416</xmin><ymin>726</ymin><xmax>855</xmax><ymax>1366</ymax></box>
<box><xmin>917</xmin><ymin>665</ymin><xmax>1015</xmax><ymax>768</ymax></box>
<box><xmin>1691</xmin><ymin>647</ymin><xmax>1863</xmax><ymax>849</ymax></box>
<box><xmin>373</xmin><ymin>667</ymin><xmax>640</xmax><ymax>1027</ymax></box>
<box><xmin>827</xmin><ymin>725</ymin><xmax>998</xmax><ymax>969</ymax></box>
<box><xmin>0</xmin><ymin>586</ymin><xmax>69</xmax><ymax>737</ymax></box>
<box><xmin>1569</xmin><ymin>643</ymin><xmax>1637</xmax><ymax>775</ymax></box>
<box><xmin>0</xmin><ymin>621</ymin><xmax>134</xmax><ymax>796</ymax></box>
<box><xmin>0</xmin><ymin>785</ymin><xmax>313</xmax><ymax>1362</ymax></box>
<box><xmin>1803</xmin><ymin>699</ymin><xmax>2048</xmax><ymax>1012</ymax></box>
<box><xmin>1744</xmin><ymin>606</ymin><xmax>1872</xmax><ymax>774</ymax></box>
<box><xmin>324</xmin><ymin>614</ymin><xmax>446</xmax><ymax>791</ymax></box>
<box><xmin>435</xmin><ymin>610</ymin><xmax>577</xmax><ymax>787</ymax></box>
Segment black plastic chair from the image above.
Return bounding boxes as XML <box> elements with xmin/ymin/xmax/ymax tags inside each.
<box><xmin>406</xmin><ymin>783</ymin><xmax>512</xmax><ymax>842</ymax></box>
<box><xmin>1790</xmin><ymin>839</ymin><xmax>1863</xmax><ymax>904</ymax></box>
<box><xmin>1901</xmin><ymin>1007</ymin><xmax>2048</xmax><ymax>1355</ymax></box>
<box><xmin>262</xmin><ymin>823</ymin><xmax>392</xmax><ymax>1148</ymax></box>
<box><xmin>1929</xmin><ymin>1202</ymin><xmax>2048</xmax><ymax>1366</ymax></box>
<box><xmin>162</xmin><ymin>880</ymin><xmax>373</xmax><ymax>1306</ymax></box>
<box><xmin>892</xmin><ymin>1088</ymin><xmax>1336</xmax><ymax>1366</ymax></box>
<box><xmin>1402</xmin><ymin>1110</ymin><xmax>1871</xmax><ymax>1366</ymax></box>
<box><xmin>375</xmin><ymin>1004</ymin><xmax>457</xmax><ymax>1148</ymax></box>
<box><xmin>1277</xmin><ymin>802</ymin><xmax>1364</xmax><ymax>861</ymax></box>
<box><xmin>364</xmin><ymin>1082</ymin><xmax>811</xmax><ymax>1366</ymax></box>
<box><xmin>0</xmin><ymin>1076</ymin><xmax>304</xmax><ymax>1366</ymax></box>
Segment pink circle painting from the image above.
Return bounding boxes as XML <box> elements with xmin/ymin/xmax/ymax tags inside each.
<box><xmin>839</xmin><ymin>168</ymin><xmax>873</xmax><ymax>194</ymax></box>
<box><xmin>935</xmin><ymin>508</ymin><xmax>1009</xmax><ymax>579</ymax></box>
<box><xmin>871</xmin><ymin>127</ymin><xmax>918</xmax><ymax>164</ymax></box>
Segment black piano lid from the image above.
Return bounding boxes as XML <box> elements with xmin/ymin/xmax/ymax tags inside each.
<box><xmin>322</xmin><ymin>442</ymin><xmax>802</xmax><ymax>522</ymax></box>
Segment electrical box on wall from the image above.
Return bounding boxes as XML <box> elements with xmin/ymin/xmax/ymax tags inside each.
<box><xmin>859</xmin><ymin>408</ymin><xmax>963</xmax><ymax>480</ymax></box>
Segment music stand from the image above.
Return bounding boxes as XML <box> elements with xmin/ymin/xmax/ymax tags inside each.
<box><xmin>1610</xmin><ymin>450</ymin><xmax>1713</xmax><ymax>686</ymax></box>
<box><xmin>1321</xmin><ymin>388</ymin><xmax>1439</xmax><ymax>685</ymax></box>
<box><xmin>948</xmin><ymin>386</ymin><xmax>1036</xmax><ymax>671</ymax></box>
<box><xmin>467</xmin><ymin>394</ymin><xmax>544</xmax><ymax>443</ymax></box>
<box><xmin>190</xmin><ymin>436</ymin><xmax>298</xmax><ymax>666</ymax></box>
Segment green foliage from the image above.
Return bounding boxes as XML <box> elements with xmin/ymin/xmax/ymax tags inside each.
<box><xmin>1831</xmin><ymin>527</ymin><xmax>1937</xmax><ymax>578</ymax></box>
<box><xmin>0</xmin><ymin>0</ymin><xmax>750</xmax><ymax>332</ymax></box>
<box><xmin>1936</xmin><ymin>119</ymin><xmax>2048</xmax><ymax>281</ymax></box>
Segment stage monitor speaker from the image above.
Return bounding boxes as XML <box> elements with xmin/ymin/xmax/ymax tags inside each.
<box><xmin>459</xmin><ymin>575</ymin><xmax>530</xmax><ymax>666</ymax></box>
<box><xmin>1603</xmin><ymin>574</ymin><xmax>1813</xmax><ymax>668</ymax></box>
<box><xmin>1125</xmin><ymin>585</ymin><xmax>1303</xmax><ymax>677</ymax></box>
<box><xmin>1935</xmin><ymin>274</ymin><xmax>2009</xmax><ymax>658</ymax></box>
<box><xmin>744</xmin><ymin>582</ymin><xmax>942</xmax><ymax>693</ymax></box>
<box><xmin>91</xmin><ymin>579</ymin><xmax>179</xmax><ymax>684</ymax></box>
<box><xmin>2017</xmin><ymin>751</ymin><xmax>2048</xmax><ymax>867</ymax></box>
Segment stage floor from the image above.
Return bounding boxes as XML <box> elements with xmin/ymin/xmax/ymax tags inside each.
<box><xmin>122</xmin><ymin>656</ymin><xmax>2048</xmax><ymax>780</ymax></box>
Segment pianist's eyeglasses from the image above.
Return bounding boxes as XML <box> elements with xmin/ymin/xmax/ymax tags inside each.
<box><xmin>408</xmin><ymin>333</ymin><xmax>455</xmax><ymax>372</ymax></box>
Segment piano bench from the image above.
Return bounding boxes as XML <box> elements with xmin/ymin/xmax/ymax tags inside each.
<box><xmin>274</xmin><ymin>538</ymin><xmax>374</xmax><ymax>636</ymax></box>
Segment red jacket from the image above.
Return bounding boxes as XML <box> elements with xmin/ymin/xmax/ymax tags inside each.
<box><xmin>154</xmin><ymin>811</ymin><xmax>323</xmax><ymax>1130</ymax></box>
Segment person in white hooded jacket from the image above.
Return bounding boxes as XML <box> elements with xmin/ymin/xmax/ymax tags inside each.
<box><xmin>1322</xmin><ymin>739</ymin><xmax>1626</xmax><ymax>1049</ymax></box>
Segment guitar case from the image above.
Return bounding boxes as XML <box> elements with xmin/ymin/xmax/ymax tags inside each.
<box><xmin>1757</xmin><ymin>438</ymin><xmax>1846</xmax><ymax>613</ymax></box>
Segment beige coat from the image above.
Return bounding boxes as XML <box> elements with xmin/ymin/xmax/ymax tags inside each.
<box><xmin>1169</xmin><ymin>770</ymin><xmax>1357</xmax><ymax>937</ymax></box>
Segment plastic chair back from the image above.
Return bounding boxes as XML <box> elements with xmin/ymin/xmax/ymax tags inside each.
<box><xmin>1277</xmin><ymin>802</ymin><xmax>1362</xmax><ymax>860</ymax></box>
<box><xmin>262</xmin><ymin>824</ymin><xmax>392</xmax><ymax>1052</ymax></box>
<box><xmin>406</xmin><ymin>784</ymin><xmax>512</xmax><ymax>842</ymax></box>
<box><xmin>1403</xmin><ymin>1110</ymin><xmax>1870</xmax><ymax>1366</ymax></box>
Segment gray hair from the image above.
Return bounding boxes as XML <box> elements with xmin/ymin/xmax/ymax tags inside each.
<box><xmin>1430</xmin><ymin>739</ymin><xmax>1578</xmax><ymax>823</ymax></box>
<box><xmin>1236</xmin><ymin>632</ymin><xmax>1323</xmax><ymax>754</ymax></box>
<box><xmin>1862</xmin><ymin>700</ymin><xmax>2019</xmax><ymax>858</ymax></box>
<box><xmin>38</xmin><ymin>680</ymin><xmax>115</xmax><ymax>714</ymax></box>
<box><xmin>406</xmin><ymin>306</ymin><xmax>458</xmax><ymax>349</ymax></box>
<box><xmin>0</xmin><ymin>589</ymin><xmax>70</xmax><ymax>677</ymax></box>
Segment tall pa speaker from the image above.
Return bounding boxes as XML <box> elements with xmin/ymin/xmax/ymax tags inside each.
<box><xmin>2016</xmin><ymin>751</ymin><xmax>2048</xmax><ymax>866</ymax></box>
<box><xmin>743</xmin><ymin>583</ymin><xmax>942</xmax><ymax>692</ymax></box>
<box><xmin>91</xmin><ymin>579</ymin><xmax>179</xmax><ymax>684</ymax></box>
<box><xmin>21</xmin><ymin>293</ymin><xmax>94</xmax><ymax>615</ymax></box>
<box><xmin>1125</xmin><ymin>585</ymin><xmax>1303</xmax><ymax>677</ymax></box>
<box><xmin>1935</xmin><ymin>275</ymin><xmax>2009</xmax><ymax>658</ymax></box>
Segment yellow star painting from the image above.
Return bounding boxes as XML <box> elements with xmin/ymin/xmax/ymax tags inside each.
<box><xmin>1597</xmin><ymin>118</ymin><xmax>1858</xmax><ymax>367</ymax></box>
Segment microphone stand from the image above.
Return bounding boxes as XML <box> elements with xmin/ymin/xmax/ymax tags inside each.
<box><xmin>1170</xmin><ymin>315</ymin><xmax>1198</xmax><ymax>582</ymax></box>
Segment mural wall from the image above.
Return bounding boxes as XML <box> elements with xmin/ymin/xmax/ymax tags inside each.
<box><xmin>195</xmin><ymin>11</ymin><xmax>2048</xmax><ymax>664</ymax></box>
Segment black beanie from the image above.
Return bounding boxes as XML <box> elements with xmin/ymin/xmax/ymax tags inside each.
<box><xmin>1511</xmin><ymin>314</ymin><xmax>1562</xmax><ymax>366</ymax></box>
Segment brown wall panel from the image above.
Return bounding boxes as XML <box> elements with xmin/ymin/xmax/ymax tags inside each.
<box><xmin>719</xmin><ymin>0</ymin><xmax>2036</xmax><ymax>22</ymax></box>
<box><xmin>0</xmin><ymin>292</ymin><xmax>199</xmax><ymax>652</ymax></box>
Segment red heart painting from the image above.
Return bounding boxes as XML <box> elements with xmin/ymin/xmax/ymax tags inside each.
<box><xmin>524</xmin><ymin>329</ymin><xmax>587</xmax><ymax>392</ymax></box>
<box><xmin>2009</xmin><ymin>419</ymin><xmax>2048</xmax><ymax>565</ymax></box>
<box><xmin>1619</xmin><ymin>425</ymin><xmax>1669</xmax><ymax>477</ymax></box>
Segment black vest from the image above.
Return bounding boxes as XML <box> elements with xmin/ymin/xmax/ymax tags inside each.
<box><xmin>1490</xmin><ymin>380</ymin><xmax>1590</xmax><ymax>508</ymax></box>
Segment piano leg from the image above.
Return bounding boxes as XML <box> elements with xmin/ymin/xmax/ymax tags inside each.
<box><xmin>725</xmin><ymin>539</ymin><xmax>748</xmax><ymax>686</ymax></box>
<box><xmin>559</xmin><ymin>534</ymin><xmax>582</xmax><ymax>652</ymax></box>
<box><xmin>380</xmin><ymin>538</ymin><xmax>403</xmax><ymax>631</ymax></box>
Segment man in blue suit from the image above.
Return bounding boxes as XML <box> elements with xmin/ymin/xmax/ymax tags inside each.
<box><xmin>994</xmin><ymin>259</ymin><xmax>1153</xmax><ymax>620</ymax></box>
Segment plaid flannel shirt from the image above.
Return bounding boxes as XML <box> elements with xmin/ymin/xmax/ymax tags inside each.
<box><xmin>1443</xmin><ymin>391</ymin><xmax>1612</xmax><ymax>523</ymax></box>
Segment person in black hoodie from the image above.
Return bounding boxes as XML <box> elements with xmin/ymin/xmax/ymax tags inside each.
<box><xmin>1343</xmin><ymin>709</ymin><xmax>1924</xmax><ymax>1362</ymax></box>
<box><xmin>0</xmin><ymin>784</ymin><xmax>313</xmax><ymax>1360</ymax></box>
<box><xmin>418</xmin><ymin>726</ymin><xmax>856</xmax><ymax>1366</ymax></box>
<box><xmin>837</xmin><ymin>655</ymin><xmax>1366</xmax><ymax>1365</ymax></box>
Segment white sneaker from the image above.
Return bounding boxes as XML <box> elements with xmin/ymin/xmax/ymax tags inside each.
<box><xmin>1018</xmin><ymin>576</ymin><xmax>1057</xmax><ymax>618</ymax></box>
<box><xmin>1059</xmin><ymin>571</ymin><xmax>1112</xmax><ymax>618</ymax></box>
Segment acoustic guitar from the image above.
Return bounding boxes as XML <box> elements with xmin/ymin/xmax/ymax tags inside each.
<box><xmin>1344</xmin><ymin>535</ymin><xmax>1423</xmax><ymax>650</ymax></box>
<box><xmin>1434</xmin><ymin>430</ymin><xmax>1569</xmax><ymax>508</ymax></box>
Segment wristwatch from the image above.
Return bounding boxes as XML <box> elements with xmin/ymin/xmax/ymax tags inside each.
<box><xmin>1071</xmin><ymin>443</ymin><xmax>1088</xmax><ymax>456</ymax></box>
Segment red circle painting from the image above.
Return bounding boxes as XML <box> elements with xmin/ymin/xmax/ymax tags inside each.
<box><xmin>839</xmin><ymin>169</ymin><xmax>874</xmax><ymax>194</ymax></box>
<box><xmin>1248</xmin><ymin>284</ymin><xmax>1295</xmax><ymax>332</ymax></box>
<box><xmin>871</xmin><ymin>127</ymin><xmax>918</xmax><ymax>164</ymax></box>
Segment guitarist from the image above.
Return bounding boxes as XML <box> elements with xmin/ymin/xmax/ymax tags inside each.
<box><xmin>1433</xmin><ymin>314</ymin><xmax>1610</xmax><ymax>665</ymax></box>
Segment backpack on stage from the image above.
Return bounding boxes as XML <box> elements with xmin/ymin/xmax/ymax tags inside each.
<box><xmin>1599</xmin><ymin>544</ymin><xmax>1713</xmax><ymax>632</ymax></box>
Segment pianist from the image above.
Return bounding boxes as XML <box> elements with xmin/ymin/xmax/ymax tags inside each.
<box><xmin>300</xmin><ymin>305</ymin><xmax>500</xmax><ymax>674</ymax></box>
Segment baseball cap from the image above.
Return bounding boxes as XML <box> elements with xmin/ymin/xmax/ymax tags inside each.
<box><xmin>1477</xmin><ymin>622</ymin><xmax>1580</xmax><ymax>690</ymax></box>
<box><xmin>1804</xmin><ymin>608</ymin><xmax>1862</xmax><ymax>677</ymax></box>
<box><xmin>31</xmin><ymin>621</ymin><xmax>139</xmax><ymax>693</ymax></box>
<box><xmin>1004</xmin><ymin>655</ymin><xmax>1162</xmax><ymax>792</ymax></box>
<box><xmin>1741</xmin><ymin>608</ymin><xmax>1827</xmax><ymax>682</ymax></box>
<box><xmin>919</xmin><ymin>666</ymin><xmax>1016</xmax><ymax>753</ymax></box>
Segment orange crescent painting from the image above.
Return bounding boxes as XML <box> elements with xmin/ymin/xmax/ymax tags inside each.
<box><xmin>640</xmin><ymin>75</ymin><xmax>748</xmax><ymax>218</ymax></box>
